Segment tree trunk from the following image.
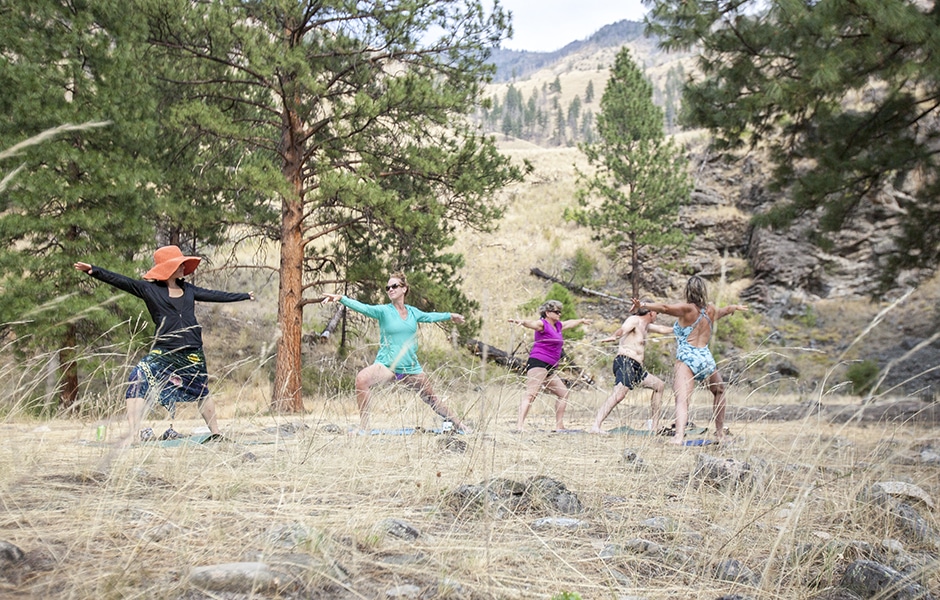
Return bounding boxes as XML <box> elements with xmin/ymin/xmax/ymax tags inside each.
<box><xmin>271</xmin><ymin>105</ymin><xmax>306</xmax><ymax>413</ymax></box>
<box><xmin>59</xmin><ymin>324</ymin><xmax>79</xmax><ymax>409</ymax></box>
<box><xmin>630</xmin><ymin>233</ymin><xmax>639</xmax><ymax>300</ymax></box>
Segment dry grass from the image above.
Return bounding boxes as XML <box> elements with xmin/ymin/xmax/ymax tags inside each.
<box><xmin>2</xmin><ymin>375</ymin><xmax>938</xmax><ymax>599</ymax></box>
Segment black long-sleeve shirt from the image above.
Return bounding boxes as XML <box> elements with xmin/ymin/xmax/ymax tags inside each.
<box><xmin>88</xmin><ymin>266</ymin><xmax>251</xmax><ymax>351</ymax></box>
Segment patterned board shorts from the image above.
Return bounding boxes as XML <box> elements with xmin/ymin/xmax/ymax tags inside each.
<box><xmin>613</xmin><ymin>355</ymin><xmax>647</xmax><ymax>389</ymax></box>
<box><xmin>126</xmin><ymin>348</ymin><xmax>209</xmax><ymax>413</ymax></box>
<box><xmin>676</xmin><ymin>343</ymin><xmax>716</xmax><ymax>382</ymax></box>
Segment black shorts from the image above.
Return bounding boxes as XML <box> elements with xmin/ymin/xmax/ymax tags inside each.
<box><xmin>526</xmin><ymin>357</ymin><xmax>557</xmax><ymax>373</ymax></box>
<box><xmin>613</xmin><ymin>355</ymin><xmax>647</xmax><ymax>389</ymax></box>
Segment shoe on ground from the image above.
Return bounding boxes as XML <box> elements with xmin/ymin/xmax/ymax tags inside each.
<box><xmin>159</xmin><ymin>426</ymin><xmax>182</xmax><ymax>441</ymax></box>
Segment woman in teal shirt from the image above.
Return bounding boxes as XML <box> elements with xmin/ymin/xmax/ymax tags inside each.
<box><xmin>324</xmin><ymin>272</ymin><xmax>470</xmax><ymax>434</ymax></box>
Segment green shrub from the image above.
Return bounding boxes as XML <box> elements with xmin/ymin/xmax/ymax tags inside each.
<box><xmin>715</xmin><ymin>311</ymin><xmax>752</xmax><ymax>350</ymax></box>
<box><xmin>567</xmin><ymin>248</ymin><xmax>596</xmax><ymax>288</ymax></box>
<box><xmin>846</xmin><ymin>360</ymin><xmax>879</xmax><ymax>395</ymax></box>
<box><xmin>517</xmin><ymin>284</ymin><xmax>586</xmax><ymax>341</ymax></box>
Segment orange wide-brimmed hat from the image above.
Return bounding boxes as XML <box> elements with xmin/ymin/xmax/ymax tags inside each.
<box><xmin>143</xmin><ymin>245</ymin><xmax>201</xmax><ymax>281</ymax></box>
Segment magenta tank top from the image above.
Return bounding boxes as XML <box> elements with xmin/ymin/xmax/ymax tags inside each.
<box><xmin>529</xmin><ymin>318</ymin><xmax>564</xmax><ymax>365</ymax></box>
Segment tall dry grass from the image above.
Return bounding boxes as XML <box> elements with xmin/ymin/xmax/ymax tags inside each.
<box><xmin>2</xmin><ymin>347</ymin><xmax>938</xmax><ymax>599</ymax></box>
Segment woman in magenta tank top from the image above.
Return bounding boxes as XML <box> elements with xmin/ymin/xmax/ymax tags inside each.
<box><xmin>508</xmin><ymin>300</ymin><xmax>591</xmax><ymax>432</ymax></box>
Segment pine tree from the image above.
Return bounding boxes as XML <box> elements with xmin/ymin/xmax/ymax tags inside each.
<box><xmin>567</xmin><ymin>96</ymin><xmax>582</xmax><ymax>140</ymax></box>
<box><xmin>139</xmin><ymin>0</ymin><xmax>525</xmax><ymax>412</ymax></box>
<box><xmin>0</xmin><ymin>1</ymin><xmax>165</xmax><ymax>409</ymax></box>
<box><xmin>568</xmin><ymin>48</ymin><xmax>691</xmax><ymax>298</ymax></box>
<box><xmin>647</xmin><ymin>0</ymin><xmax>940</xmax><ymax>288</ymax></box>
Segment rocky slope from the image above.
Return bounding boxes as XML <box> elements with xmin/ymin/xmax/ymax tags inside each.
<box><xmin>477</xmin><ymin>24</ymin><xmax>940</xmax><ymax>398</ymax></box>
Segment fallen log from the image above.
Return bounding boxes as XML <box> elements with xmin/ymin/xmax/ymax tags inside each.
<box><xmin>530</xmin><ymin>267</ymin><xmax>629</xmax><ymax>304</ymax></box>
<box><xmin>319</xmin><ymin>305</ymin><xmax>346</xmax><ymax>342</ymax></box>
<box><xmin>465</xmin><ymin>338</ymin><xmax>526</xmax><ymax>372</ymax></box>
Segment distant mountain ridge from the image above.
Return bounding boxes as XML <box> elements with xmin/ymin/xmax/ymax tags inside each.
<box><xmin>488</xmin><ymin>20</ymin><xmax>646</xmax><ymax>82</ymax></box>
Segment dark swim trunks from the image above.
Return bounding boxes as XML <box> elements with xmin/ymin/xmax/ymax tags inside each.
<box><xmin>525</xmin><ymin>357</ymin><xmax>558</xmax><ymax>373</ymax></box>
<box><xmin>613</xmin><ymin>355</ymin><xmax>647</xmax><ymax>389</ymax></box>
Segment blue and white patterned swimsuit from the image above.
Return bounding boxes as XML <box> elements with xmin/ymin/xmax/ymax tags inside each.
<box><xmin>674</xmin><ymin>308</ymin><xmax>716</xmax><ymax>382</ymax></box>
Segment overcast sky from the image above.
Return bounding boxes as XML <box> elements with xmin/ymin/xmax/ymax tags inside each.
<box><xmin>496</xmin><ymin>0</ymin><xmax>648</xmax><ymax>52</ymax></box>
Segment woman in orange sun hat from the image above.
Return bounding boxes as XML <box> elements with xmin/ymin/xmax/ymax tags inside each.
<box><xmin>75</xmin><ymin>245</ymin><xmax>254</xmax><ymax>446</ymax></box>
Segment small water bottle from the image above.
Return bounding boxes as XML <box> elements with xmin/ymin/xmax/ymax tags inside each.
<box><xmin>441</xmin><ymin>420</ymin><xmax>454</xmax><ymax>434</ymax></box>
<box><xmin>96</xmin><ymin>425</ymin><xmax>106</xmax><ymax>441</ymax></box>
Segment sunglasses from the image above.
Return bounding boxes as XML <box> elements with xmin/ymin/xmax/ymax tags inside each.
<box><xmin>546</xmin><ymin>309</ymin><xmax>561</xmax><ymax>314</ymax></box>
<box><xmin>385</xmin><ymin>283</ymin><xmax>404</xmax><ymax>291</ymax></box>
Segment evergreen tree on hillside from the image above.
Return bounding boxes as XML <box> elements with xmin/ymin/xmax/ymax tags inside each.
<box><xmin>139</xmin><ymin>0</ymin><xmax>525</xmax><ymax>412</ymax></box>
<box><xmin>647</xmin><ymin>0</ymin><xmax>940</xmax><ymax>289</ymax></box>
<box><xmin>567</xmin><ymin>96</ymin><xmax>582</xmax><ymax>136</ymax></box>
<box><xmin>568</xmin><ymin>47</ymin><xmax>691</xmax><ymax>298</ymax></box>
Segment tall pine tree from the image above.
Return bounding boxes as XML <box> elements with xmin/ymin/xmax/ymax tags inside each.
<box><xmin>0</xmin><ymin>2</ymin><xmax>165</xmax><ymax>410</ymax></box>
<box><xmin>568</xmin><ymin>47</ymin><xmax>691</xmax><ymax>298</ymax></box>
<box><xmin>138</xmin><ymin>0</ymin><xmax>526</xmax><ymax>412</ymax></box>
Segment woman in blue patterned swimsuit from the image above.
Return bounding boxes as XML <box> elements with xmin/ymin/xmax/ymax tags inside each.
<box><xmin>633</xmin><ymin>276</ymin><xmax>747</xmax><ymax>445</ymax></box>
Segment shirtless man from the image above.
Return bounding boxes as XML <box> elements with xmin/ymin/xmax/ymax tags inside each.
<box><xmin>589</xmin><ymin>308</ymin><xmax>672</xmax><ymax>434</ymax></box>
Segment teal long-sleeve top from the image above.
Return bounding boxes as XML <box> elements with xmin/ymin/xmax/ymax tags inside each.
<box><xmin>339</xmin><ymin>296</ymin><xmax>453</xmax><ymax>374</ymax></box>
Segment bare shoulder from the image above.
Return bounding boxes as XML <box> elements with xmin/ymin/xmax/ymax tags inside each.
<box><xmin>622</xmin><ymin>314</ymin><xmax>640</xmax><ymax>330</ymax></box>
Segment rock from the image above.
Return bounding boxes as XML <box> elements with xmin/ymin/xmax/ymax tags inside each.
<box><xmin>870</xmin><ymin>482</ymin><xmax>935</xmax><ymax>509</ymax></box>
<box><xmin>921</xmin><ymin>448</ymin><xmax>940</xmax><ymax>465</ymax></box>
<box><xmin>882</xmin><ymin>539</ymin><xmax>905</xmax><ymax>554</ymax></box>
<box><xmin>713</xmin><ymin>558</ymin><xmax>760</xmax><ymax>586</ymax></box>
<box><xmin>531</xmin><ymin>517</ymin><xmax>589</xmax><ymax>530</ymax></box>
<box><xmin>771</xmin><ymin>360</ymin><xmax>800</xmax><ymax>378</ymax></box>
<box><xmin>692</xmin><ymin>454</ymin><xmax>767</xmax><ymax>491</ymax></box>
<box><xmin>264</xmin><ymin>422</ymin><xmax>309</xmax><ymax>436</ymax></box>
<box><xmin>0</xmin><ymin>540</ymin><xmax>25</xmax><ymax>566</ymax></box>
<box><xmin>377</xmin><ymin>553</ymin><xmax>427</xmax><ymax>566</ymax></box>
<box><xmin>386</xmin><ymin>583</ymin><xmax>422</xmax><ymax>598</ymax></box>
<box><xmin>265</xmin><ymin>522</ymin><xmax>319</xmax><ymax>548</ymax></box>
<box><xmin>438</xmin><ymin>435</ymin><xmax>467</xmax><ymax>453</ymax></box>
<box><xmin>639</xmin><ymin>516</ymin><xmax>682</xmax><ymax>535</ymax></box>
<box><xmin>840</xmin><ymin>559</ymin><xmax>936</xmax><ymax>600</ymax></box>
<box><xmin>379</xmin><ymin>518</ymin><xmax>421</xmax><ymax>541</ymax></box>
<box><xmin>188</xmin><ymin>562</ymin><xmax>282</xmax><ymax>593</ymax></box>
<box><xmin>437</xmin><ymin>577</ymin><xmax>467</xmax><ymax>597</ymax></box>
<box><xmin>621</xmin><ymin>538</ymin><xmax>665</xmax><ymax>557</ymax></box>
<box><xmin>892</xmin><ymin>502</ymin><xmax>940</xmax><ymax>549</ymax></box>
<box><xmin>446</xmin><ymin>482</ymin><xmax>516</xmax><ymax>519</ymax></box>
<box><xmin>244</xmin><ymin>552</ymin><xmax>350</xmax><ymax>585</ymax></box>
<box><xmin>447</xmin><ymin>476</ymin><xmax>582</xmax><ymax>518</ymax></box>
<box><xmin>524</xmin><ymin>476</ymin><xmax>583</xmax><ymax>515</ymax></box>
